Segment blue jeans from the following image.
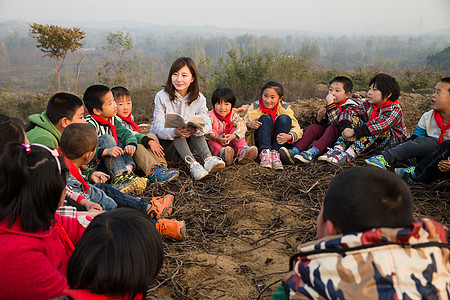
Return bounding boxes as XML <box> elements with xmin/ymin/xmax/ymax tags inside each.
<box><xmin>93</xmin><ymin>183</ymin><xmax>148</xmax><ymax>213</ymax></box>
<box><xmin>256</xmin><ymin>114</ymin><xmax>292</xmax><ymax>152</ymax></box>
<box><xmin>381</xmin><ymin>136</ymin><xmax>438</xmax><ymax>164</ymax></box>
<box><xmin>98</xmin><ymin>134</ymin><xmax>135</xmax><ymax>177</ymax></box>
<box><xmin>415</xmin><ymin>140</ymin><xmax>450</xmax><ymax>184</ymax></box>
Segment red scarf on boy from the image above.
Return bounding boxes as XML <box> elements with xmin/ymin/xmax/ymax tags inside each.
<box><xmin>336</xmin><ymin>98</ymin><xmax>349</xmax><ymax>113</ymax></box>
<box><xmin>258</xmin><ymin>97</ymin><xmax>277</xmax><ymax>124</ymax></box>
<box><xmin>63</xmin><ymin>156</ymin><xmax>90</xmax><ymax>194</ymax></box>
<box><xmin>213</xmin><ymin>109</ymin><xmax>234</xmax><ymax>134</ymax></box>
<box><xmin>433</xmin><ymin>110</ymin><xmax>450</xmax><ymax>144</ymax></box>
<box><xmin>116</xmin><ymin>112</ymin><xmax>142</xmax><ymax>133</ymax></box>
<box><xmin>369</xmin><ymin>100</ymin><xmax>398</xmax><ymax>121</ymax></box>
<box><xmin>85</xmin><ymin>109</ymin><xmax>118</xmax><ymax>144</ymax></box>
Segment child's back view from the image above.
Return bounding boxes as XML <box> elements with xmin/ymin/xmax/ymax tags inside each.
<box><xmin>274</xmin><ymin>167</ymin><xmax>449</xmax><ymax>299</ymax></box>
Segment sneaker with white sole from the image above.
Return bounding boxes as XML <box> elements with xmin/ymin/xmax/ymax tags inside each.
<box><xmin>365</xmin><ymin>155</ymin><xmax>390</xmax><ymax>170</ymax></box>
<box><xmin>279</xmin><ymin>146</ymin><xmax>297</xmax><ymax>165</ymax></box>
<box><xmin>293</xmin><ymin>150</ymin><xmax>315</xmax><ymax>164</ymax></box>
<box><xmin>203</xmin><ymin>155</ymin><xmax>225</xmax><ymax>173</ymax></box>
<box><xmin>185</xmin><ymin>156</ymin><xmax>208</xmax><ymax>180</ymax></box>
<box><xmin>328</xmin><ymin>152</ymin><xmax>351</xmax><ymax>164</ymax></box>
<box><xmin>271</xmin><ymin>150</ymin><xmax>283</xmax><ymax>170</ymax></box>
<box><xmin>259</xmin><ymin>149</ymin><xmax>272</xmax><ymax>168</ymax></box>
<box><xmin>318</xmin><ymin>147</ymin><xmax>342</xmax><ymax>162</ymax></box>
<box><xmin>219</xmin><ymin>146</ymin><xmax>235</xmax><ymax>166</ymax></box>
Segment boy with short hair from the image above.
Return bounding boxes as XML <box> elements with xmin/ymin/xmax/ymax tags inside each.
<box><xmin>83</xmin><ymin>84</ymin><xmax>148</xmax><ymax>195</ymax></box>
<box><xmin>61</xmin><ymin>123</ymin><xmax>186</xmax><ymax>240</ymax></box>
<box><xmin>280</xmin><ymin>76</ymin><xmax>361</xmax><ymax>164</ymax></box>
<box><xmin>366</xmin><ymin>77</ymin><xmax>450</xmax><ymax>169</ymax></box>
<box><xmin>27</xmin><ymin>92</ymin><xmax>85</xmax><ymax>147</ymax></box>
<box><xmin>273</xmin><ymin>167</ymin><xmax>449</xmax><ymax>299</ymax></box>
<box><xmin>111</xmin><ymin>86</ymin><xmax>179</xmax><ymax>182</ymax></box>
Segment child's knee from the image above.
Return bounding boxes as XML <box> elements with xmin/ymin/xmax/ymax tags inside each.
<box><xmin>98</xmin><ymin>134</ymin><xmax>117</xmax><ymax>147</ymax></box>
<box><xmin>259</xmin><ymin>114</ymin><xmax>273</xmax><ymax>124</ymax></box>
<box><xmin>275</xmin><ymin>114</ymin><xmax>291</xmax><ymax>125</ymax></box>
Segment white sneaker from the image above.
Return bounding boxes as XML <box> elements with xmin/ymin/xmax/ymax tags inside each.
<box><xmin>203</xmin><ymin>156</ymin><xmax>225</xmax><ymax>173</ymax></box>
<box><xmin>185</xmin><ymin>156</ymin><xmax>208</xmax><ymax>180</ymax></box>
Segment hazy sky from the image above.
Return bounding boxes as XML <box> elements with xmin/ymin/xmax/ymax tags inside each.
<box><xmin>1</xmin><ymin>0</ymin><xmax>449</xmax><ymax>35</ymax></box>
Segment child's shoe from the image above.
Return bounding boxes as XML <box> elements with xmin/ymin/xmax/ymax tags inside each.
<box><xmin>328</xmin><ymin>152</ymin><xmax>351</xmax><ymax>164</ymax></box>
<box><xmin>279</xmin><ymin>146</ymin><xmax>297</xmax><ymax>165</ymax></box>
<box><xmin>147</xmin><ymin>194</ymin><xmax>174</xmax><ymax>220</ymax></box>
<box><xmin>318</xmin><ymin>147</ymin><xmax>342</xmax><ymax>162</ymax></box>
<box><xmin>294</xmin><ymin>150</ymin><xmax>316</xmax><ymax>164</ymax></box>
<box><xmin>203</xmin><ymin>155</ymin><xmax>225</xmax><ymax>173</ymax></box>
<box><xmin>365</xmin><ymin>155</ymin><xmax>390</xmax><ymax>170</ymax></box>
<box><xmin>148</xmin><ymin>165</ymin><xmax>179</xmax><ymax>183</ymax></box>
<box><xmin>395</xmin><ymin>166</ymin><xmax>417</xmax><ymax>183</ymax></box>
<box><xmin>113</xmin><ymin>173</ymin><xmax>148</xmax><ymax>194</ymax></box>
<box><xmin>238</xmin><ymin>146</ymin><xmax>258</xmax><ymax>164</ymax></box>
<box><xmin>271</xmin><ymin>150</ymin><xmax>283</xmax><ymax>170</ymax></box>
<box><xmin>156</xmin><ymin>218</ymin><xmax>186</xmax><ymax>240</ymax></box>
<box><xmin>185</xmin><ymin>156</ymin><xmax>208</xmax><ymax>180</ymax></box>
<box><xmin>219</xmin><ymin>146</ymin><xmax>235</xmax><ymax>166</ymax></box>
<box><xmin>259</xmin><ymin>149</ymin><xmax>272</xmax><ymax>168</ymax></box>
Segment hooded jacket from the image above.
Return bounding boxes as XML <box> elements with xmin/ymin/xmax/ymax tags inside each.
<box><xmin>27</xmin><ymin>111</ymin><xmax>61</xmax><ymax>148</ymax></box>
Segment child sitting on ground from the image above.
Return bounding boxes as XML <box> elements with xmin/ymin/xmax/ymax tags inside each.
<box><xmin>366</xmin><ymin>77</ymin><xmax>450</xmax><ymax>169</ymax></box>
<box><xmin>61</xmin><ymin>123</ymin><xmax>186</xmax><ymax>240</ymax></box>
<box><xmin>280</xmin><ymin>76</ymin><xmax>361</xmax><ymax>164</ymax></box>
<box><xmin>206</xmin><ymin>87</ymin><xmax>258</xmax><ymax>166</ymax></box>
<box><xmin>244</xmin><ymin>80</ymin><xmax>302</xmax><ymax>170</ymax></box>
<box><xmin>83</xmin><ymin>84</ymin><xmax>148</xmax><ymax>194</ymax></box>
<box><xmin>60</xmin><ymin>208</ymin><xmax>164</xmax><ymax>300</ymax></box>
<box><xmin>322</xmin><ymin>73</ymin><xmax>409</xmax><ymax>164</ymax></box>
<box><xmin>111</xmin><ymin>86</ymin><xmax>179</xmax><ymax>182</ymax></box>
<box><xmin>273</xmin><ymin>167</ymin><xmax>449</xmax><ymax>299</ymax></box>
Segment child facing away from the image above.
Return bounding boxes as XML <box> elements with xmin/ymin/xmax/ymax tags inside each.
<box><xmin>58</xmin><ymin>208</ymin><xmax>164</xmax><ymax>300</ymax></box>
<box><xmin>61</xmin><ymin>123</ymin><xmax>186</xmax><ymax>240</ymax></box>
<box><xmin>206</xmin><ymin>87</ymin><xmax>258</xmax><ymax>166</ymax></box>
<box><xmin>273</xmin><ymin>167</ymin><xmax>450</xmax><ymax>299</ymax></box>
<box><xmin>321</xmin><ymin>73</ymin><xmax>409</xmax><ymax>164</ymax></box>
<box><xmin>150</xmin><ymin>57</ymin><xmax>225</xmax><ymax>180</ymax></box>
<box><xmin>111</xmin><ymin>86</ymin><xmax>180</xmax><ymax>183</ymax></box>
<box><xmin>244</xmin><ymin>80</ymin><xmax>303</xmax><ymax>170</ymax></box>
<box><xmin>279</xmin><ymin>76</ymin><xmax>361</xmax><ymax>164</ymax></box>
<box><xmin>366</xmin><ymin>77</ymin><xmax>450</xmax><ymax>169</ymax></box>
<box><xmin>83</xmin><ymin>84</ymin><xmax>148</xmax><ymax>194</ymax></box>
<box><xmin>0</xmin><ymin>143</ymin><xmax>86</xmax><ymax>299</ymax></box>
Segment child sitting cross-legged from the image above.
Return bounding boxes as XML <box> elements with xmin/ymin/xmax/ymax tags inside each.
<box><xmin>366</xmin><ymin>77</ymin><xmax>450</xmax><ymax>169</ymax></box>
<box><xmin>273</xmin><ymin>167</ymin><xmax>450</xmax><ymax>299</ymax></box>
<box><xmin>111</xmin><ymin>86</ymin><xmax>180</xmax><ymax>183</ymax></box>
<box><xmin>206</xmin><ymin>87</ymin><xmax>258</xmax><ymax>166</ymax></box>
<box><xmin>60</xmin><ymin>123</ymin><xmax>186</xmax><ymax>240</ymax></box>
<box><xmin>83</xmin><ymin>84</ymin><xmax>148</xmax><ymax>194</ymax></box>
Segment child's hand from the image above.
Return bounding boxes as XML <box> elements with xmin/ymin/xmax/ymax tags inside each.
<box><xmin>316</xmin><ymin>107</ymin><xmax>326</xmax><ymax>122</ymax></box>
<box><xmin>124</xmin><ymin>145</ymin><xmax>136</xmax><ymax>156</ymax></box>
<box><xmin>103</xmin><ymin>146</ymin><xmax>124</xmax><ymax>157</ymax></box>
<box><xmin>326</xmin><ymin>93</ymin><xmax>336</xmax><ymax>104</ymax></box>
<box><xmin>276</xmin><ymin>133</ymin><xmax>292</xmax><ymax>144</ymax></box>
<box><xmin>86</xmin><ymin>208</ymin><xmax>103</xmax><ymax>218</ymax></box>
<box><xmin>148</xmin><ymin>140</ymin><xmax>165</xmax><ymax>157</ymax></box>
<box><xmin>438</xmin><ymin>160</ymin><xmax>450</xmax><ymax>172</ymax></box>
<box><xmin>90</xmin><ymin>171</ymin><xmax>110</xmax><ymax>183</ymax></box>
<box><xmin>247</xmin><ymin>119</ymin><xmax>262</xmax><ymax>130</ymax></box>
<box><xmin>215</xmin><ymin>134</ymin><xmax>229</xmax><ymax>145</ymax></box>
<box><xmin>84</xmin><ymin>201</ymin><xmax>103</xmax><ymax>212</ymax></box>
<box><xmin>174</xmin><ymin>125</ymin><xmax>191</xmax><ymax>138</ymax></box>
<box><xmin>342</xmin><ymin>128</ymin><xmax>356</xmax><ymax>141</ymax></box>
<box><xmin>224</xmin><ymin>133</ymin><xmax>237</xmax><ymax>143</ymax></box>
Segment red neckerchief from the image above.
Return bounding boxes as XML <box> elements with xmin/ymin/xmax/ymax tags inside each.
<box><xmin>85</xmin><ymin>109</ymin><xmax>118</xmax><ymax>144</ymax></box>
<box><xmin>117</xmin><ymin>112</ymin><xmax>142</xmax><ymax>133</ymax></box>
<box><xmin>51</xmin><ymin>219</ymin><xmax>75</xmax><ymax>256</ymax></box>
<box><xmin>63</xmin><ymin>289</ymin><xmax>143</xmax><ymax>300</ymax></box>
<box><xmin>213</xmin><ymin>109</ymin><xmax>234</xmax><ymax>134</ymax></box>
<box><xmin>258</xmin><ymin>97</ymin><xmax>277</xmax><ymax>124</ymax></box>
<box><xmin>433</xmin><ymin>110</ymin><xmax>450</xmax><ymax>144</ymax></box>
<box><xmin>63</xmin><ymin>156</ymin><xmax>90</xmax><ymax>194</ymax></box>
<box><xmin>369</xmin><ymin>100</ymin><xmax>397</xmax><ymax>121</ymax></box>
<box><xmin>335</xmin><ymin>98</ymin><xmax>349</xmax><ymax>113</ymax></box>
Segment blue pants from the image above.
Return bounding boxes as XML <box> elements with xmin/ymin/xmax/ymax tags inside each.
<box><xmin>256</xmin><ymin>114</ymin><xmax>292</xmax><ymax>152</ymax></box>
<box><xmin>415</xmin><ymin>140</ymin><xmax>450</xmax><ymax>184</ymax></box>
<box><xmin>97</xmin><ymin>134</ymin><xmax>135</xmax><ymax>178</ymax></box>
<box><xmin>93</xmin><ymin>183</ymin><xmax>148</xmax><ymax>213</ymax></box>
<box><xmin>382</xmin><ymin>136</ymin><xmax>438</xmax><ymax>164</ymax></box>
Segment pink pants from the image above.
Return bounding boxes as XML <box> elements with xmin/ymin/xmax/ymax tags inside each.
<box><xmin>208</xmin><ymin>138</ymin><xmax>248</xmax><ymax>157</ymax></box>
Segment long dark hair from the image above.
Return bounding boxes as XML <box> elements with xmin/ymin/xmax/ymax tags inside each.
<box><xmin>164</xmin><ymin>57</ymin><xmax>200</xmax><ymax>105</ymax></box>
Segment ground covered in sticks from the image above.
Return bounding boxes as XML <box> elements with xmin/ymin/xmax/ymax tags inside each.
<box><xmin>135</xmin><ymin>92</ymin><xmax>449</xmax><ymax>300</ymax></box>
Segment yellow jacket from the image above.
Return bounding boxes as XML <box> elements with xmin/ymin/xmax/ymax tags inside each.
<box><xmin>243</xmin><ymin>100</ymin><xmax>303</xmax><ymax>147</ymax></box>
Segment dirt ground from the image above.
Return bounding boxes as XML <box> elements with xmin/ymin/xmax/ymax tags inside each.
<box><xmin>137</xmin><ymin>92</ymin><xmax>450</xmax><ymax>300</ymax></box>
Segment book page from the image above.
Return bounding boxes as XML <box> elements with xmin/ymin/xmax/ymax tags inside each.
<box><xmin>165</xmin><ymin>113</ymin><xmax>185</xmax><ymax>128</ymax></box>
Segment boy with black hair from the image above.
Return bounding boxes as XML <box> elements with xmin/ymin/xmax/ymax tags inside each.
<box><xmin>366</xmin><ymin>77</ymin><xmax>450</xmax><ymax>170</ymax></box>
<box><xmin>83</xmin><ymin>84</ymin><xmax>148</xmax><ymax>195</ymax></box>
<box><xmin>111</xmin><ymin>86</ymin><xmax>179</xmax><ymax>183</ymax></box>
<box><xmin>273</xmin><ymin>167</ymin><xmax>449</xmax><ymax>299</ymax></box>
<box><xmin>61</xmin><ymin>123</ymin><xmax>186</xmax><ymax>240</ymax></box>
<box><xmin>27</xmin><ymin>92</ymin><xmax>85</xmax><ymax>147</ymax></box>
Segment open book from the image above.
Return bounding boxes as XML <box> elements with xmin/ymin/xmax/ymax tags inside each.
<box><xmin>165</xmin><ymin>113</ymin><xmax>207</xmax><ymax>133</ymax></box>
